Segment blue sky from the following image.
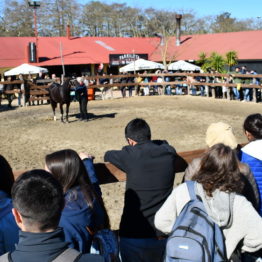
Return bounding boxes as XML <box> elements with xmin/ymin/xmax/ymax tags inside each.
<box><xmin>79</xmin><ymin>0</ymin><xmax>262</xmax><ymax>19</ymax></box>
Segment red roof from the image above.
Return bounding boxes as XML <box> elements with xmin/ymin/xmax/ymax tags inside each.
<box><xmin>157</xmin><ymin>30</ymin><xmax>262</xmax><ymax>61</ymax></box>
<box><xmin>0</xmin><ymin>30</ymin><xmax>262</xmax><ymax>68</ymax></box>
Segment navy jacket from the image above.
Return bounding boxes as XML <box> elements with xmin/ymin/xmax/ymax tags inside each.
<box><xmin>59</xmin><ymin>187</ymin><xmax>105</xmax><ymax>253</ymax></box>
<box><xmin>83</xmin><ymin>158</ymin><xmax>102</xmax><ymax>196</ymax></box>
<box><xmin>0</xmin><ymin>191</ymin><xmax>19</xmax><ymax>255</ymax></box>
<box><xmin>75</xmin><ymin>83</ymin><xmax>87</xmax><ymax>101</ymax></box>
<box><xmin>9</xmin><ymin>228</ymin><xmax>104</xmax><ymax>262</ymax></box>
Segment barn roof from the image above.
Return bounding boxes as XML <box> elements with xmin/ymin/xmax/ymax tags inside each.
<box><xmin>0</xmin><ymin>30</ymin><xmax>262</xmax><ymax>68</ymax></box>
<box><xmin>158</xmin><ymin>30</ymin><xmax>262</xmax><ymax>61</ymax></box>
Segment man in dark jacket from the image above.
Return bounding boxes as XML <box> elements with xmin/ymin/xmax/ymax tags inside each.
<box><xmin>75</xmin><ymin>77</ymin><xmax>88</xmax><ymax>121</ymax></box>
<box><xmin>104</xmin><ymin>118</ymin><xmax>177</xmax><ymax>262</ymax></box>
<box><xmin>0</xmin><ymin>169</ymin><xmax>104</xmax><ymax>262</ymax></box>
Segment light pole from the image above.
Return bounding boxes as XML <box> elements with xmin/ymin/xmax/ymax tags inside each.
<box><xmin>28</xmin><ymin>1</ymin><xmax>41</xmax><ymax>63</ymax></box>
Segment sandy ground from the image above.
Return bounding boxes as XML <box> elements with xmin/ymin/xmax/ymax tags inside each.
<box><xmin>0</xmin><ymin>93</ymin><xmax>261</xmax><ymax>228</ymax></box>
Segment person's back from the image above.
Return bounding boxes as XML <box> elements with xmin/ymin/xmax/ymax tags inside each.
<box><xmin>0</xmin><ymin>155</ymin><xmax>19</xmax><ymax>255</ymax></box>
<box><xmin>155</xmin><ymin>144</ymin><xmax>262</xmax><ymax>260</ymax></box>
<box><xmin>240</xmin><ymin>113</ymin><xmax>262</xmax><ymax>215</ymax></box>
<box><xmin>2</xmin><ymin>169</ymin><xmax>104</xmax><ymax>262</ymax></box>
<box><xmin>184</xmin><ymin>122</ymin><xmax>260</xmax><ymax>210</ymax></box>
<box><xmin>45</xmin><ymin>149</ymin><xmax>108</xmax><ymax>254</ymax></box>
<box><xmin>0</xmin><ymin>191</ymin><xmax>19</xmax><ymax>255</ymax></box>
<box><xmin>104</xmin><ymin>118</ymin><xmax>176</xmax><ymax>262</ymax></box>
<box><xmin>113</xmin><ymin>140</ymin><xmax>176</xmax><ymax>238</ymax></box>
<box><xmin>59</xmin><ymin>186</ymin><xmax>105</xmax><ymax>253</ymax></box>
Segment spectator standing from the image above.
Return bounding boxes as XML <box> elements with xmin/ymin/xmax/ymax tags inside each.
<box><xmin>127</xmin><ymin>76</ymin><xmax>134</xmax><ymax>97</ymax></box>
<box><xmin>135</xmin><ymin>74</ymin><xmax>143</xmax><ymax>96</ymax></box>
<box><xmin>143</xmin><ymin>71</ymin><xmax>150</xmax><ymax>96</ymax></box>
<box><xmin>164</xmin><ymin>72</ymin><xmax>171</xmax><ymax>95</ymax></box>
<box><xmin>240</xmin><ymin>113</ymin><xmax>262</xmax><ymax>215</ymax></box>
<box><xmin>0</xmin><ymin>155</ymin><xmax>19</xmax><ymax>255</ymax></box>
<box><xmin>233</xmin><ymin>67</ymin><xmax>241</xmax><ymax>100</ymax></box>
<box><xmin>251</xmin><ymin>69</ymin><xmax>260</xmax><ymax>102</ymax></box>
<box><xmin>45</xmin><ymin>149</ymin><xmax>109</xmax><ymax>253</ymax></box>
<box><xmin>155</xmin><ymin>144</ymin><xmax>262</xmax><ymax>260</ymax></box>
<box><xmin>104</xmin><ymin>118</ymin><xmax>177</xmax><ymax>262</ymax></box>
<box><xmin>0</xmin><ymin>169</ymin><xmax>104</xmax><ymax>262</ymax></box>
<box><xmin>156</xmin><ymin>73</ymin><xmax>164</xmax><ymax>95</ymax></box>
<box><xmin>151</xmin><ymin>72</ymin><xmax>158</xmax><ymax>95</ymax></box>
<box><xmin>241</xmin><ymin>66</ymin><xmax>252</xmax><ymax>102</ymax></box>
<box><xmin>16</xmin><ymin>74</ymin><xmax>24</xmax><ymax>107</ymax></box>
<box><xmin>184</xmin><ymin>122</ymin><xmax>260</xmax><ymax>211</ymax></box>
<box><xmin>75</xmin><ymin>77</ymin><xmax>88</xmax><ymax>121</ymax></box>
<box><xmin>120</xmin><ymin>74</ymin><xmax>127</xmax><ymax>98</ymax></box>
<box><xmin>0</xmin><ymin>75</ymin><xmax>4</xmax><ymax>106</ymax></box>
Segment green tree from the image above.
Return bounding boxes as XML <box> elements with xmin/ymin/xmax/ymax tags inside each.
<box><xmin>209</xmin><ymin>52</ymin><xmax>225</xmax><ymax>73</ymax></box>
<box><xmin>196</xmin><ymin>52</ymin><xmax>211</xmax><ymax>72</ymax></box>
<box><xmin>225</xmin><ymin>50</ymin><xmax>238</xmax><ymax>72</ymax></box>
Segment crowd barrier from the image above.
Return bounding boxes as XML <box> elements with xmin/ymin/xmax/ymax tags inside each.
<box><xmin>12</xmin><ymin>147</ymin><xmax>204</xmax><ymax>183</ymax></box>
<box><xmin>1</xmin><ymin>72</ymin><xmax>262</xmax><ymax>104</ymax></box>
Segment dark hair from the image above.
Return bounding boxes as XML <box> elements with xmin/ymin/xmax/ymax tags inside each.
<box><xmin>243</xmin><ymin>113</ymin><xmax>262</xmax><ymax>139</ymax></box>
<box><xmin>45</xmin><ymin>149</ymin><xmax>96</xmax><ymax>208</ymax></box>
<box><xmin>0</xmin><ymin>155</ymin><xmax>15</xmax><ymax>197</ymax></box>
<box><xmin>125</xmin><ymin>118</ymin><xmax>151</xmax><ymax>143</ymax></box>
<box><xmin>192</xmin><ymin>144</ymin><xmax>244</xmax><ymax>196</ymax></box>
<box><xmin>11</xmin><ymin>169</ymin><xmax>64</xmax><ymax>231</ymax></box>
<box><xmin>45</xmin><ymin>149</ymin><xmax>110</xmax><ymax>228</ymax></box>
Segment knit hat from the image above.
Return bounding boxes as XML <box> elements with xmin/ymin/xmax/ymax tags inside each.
<box><xmin>205</xmin><ymin>122</ymin><xmax>238</xmax><ymax>149</ymax></box>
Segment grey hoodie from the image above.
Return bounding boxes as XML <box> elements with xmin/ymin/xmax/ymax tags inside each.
<box><xmin>196</xmin><ymin>183</ymin><xmax>234</xmax><ymax>229</ymax></box>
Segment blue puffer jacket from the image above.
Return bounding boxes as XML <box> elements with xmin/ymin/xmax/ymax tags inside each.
<box><xmin>240</xmin><ymin>140</ymin><xmax>262</xmax><ymax>216</ymax></box>
<box><xmin>59</xmin><ymin>186</ymin><xmax>105</xmax><ymax>253</ymax></box>
<box><xmin>0</xmin><ymin>191</ymin><xmax>19</xmax><ymax>255</ymax></box>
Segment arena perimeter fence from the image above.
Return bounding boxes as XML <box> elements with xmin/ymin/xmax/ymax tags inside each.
<box><xmin>13</xmin><ymin>147</ymin><xmax>201</xmax><ymax>185</ymax></box>
<box><xmin>2</xmin><ymin>72</ymin><xmax>262</xmax><ymax>104</ymax></box>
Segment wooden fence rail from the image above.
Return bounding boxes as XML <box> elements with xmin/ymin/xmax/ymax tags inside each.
<box><xmin>13</xmin><ymin>146</ymin><xmax>204</xmax><ymax>183</ymax></box>
<box><xmin>1</xmin><ymin>72</ymin><xmax>262</xmax><ymax>104</ymax></box>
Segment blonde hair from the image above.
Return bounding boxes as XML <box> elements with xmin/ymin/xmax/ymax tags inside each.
<box><xmin>205</xmin><ymin>122</ymin><xmax>238</xmax><ymax>149</ymax></box>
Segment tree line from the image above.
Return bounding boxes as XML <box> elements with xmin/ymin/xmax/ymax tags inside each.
<box><xmin>0</xmin><ymin>0</ymin><xmax>261</xmax><ymax>37</ymax></box>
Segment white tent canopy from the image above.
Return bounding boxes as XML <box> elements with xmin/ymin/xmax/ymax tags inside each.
<box><xmin>119</xmin><ymin>59</ymin><xmax>164</xmax><ymax>73</ymax></box>
<box><xmin>168</xmin><ymin>60</ymin><xmax>202</xmax><ymax>72</ymax></box>
<box><xmin>4</xmin><ymin>63</ymin><xmax>48</xmax><ymax>76</ymax></box>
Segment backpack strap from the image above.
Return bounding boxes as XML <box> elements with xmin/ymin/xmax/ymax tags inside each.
<box><xmin>52</xmin><ymin>248</ymin><xmax>81</xmax><ymax>262</ymax></box>
<box><xmin>186</xmin><ymin>181</ymin><xmax>197</xmax><ymax>201</ymax></box>
<box><xmin>0</xmin><ymin>252</ymin><xmax>10</xmax><ymax>262</ymax></box>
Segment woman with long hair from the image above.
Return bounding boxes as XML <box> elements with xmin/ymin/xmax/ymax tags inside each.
<box><xmin>0</xmin><ymin>155</ymin><xmax>19</xmax><ymax>255</ymax></box>
<box><xmin>155</xmin><ymin>144</ymin><xmax>262</xmax><ymax>260</ymax></box>
<box><xmin>45</xmin><ymin>149</ymin><xmax>109</xmax><ymax>253</ymax></box>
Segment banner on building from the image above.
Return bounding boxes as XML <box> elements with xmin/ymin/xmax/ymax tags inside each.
<box><xmin>109</xmin><ymin>54</ymin><xmax>148</xmax><ymax>66</ymax></box>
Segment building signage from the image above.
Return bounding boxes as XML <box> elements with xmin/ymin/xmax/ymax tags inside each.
<box><xmin>109</xmin><ymin>53</ymin><xmax>148</xmax><ymax>66</ymax></box>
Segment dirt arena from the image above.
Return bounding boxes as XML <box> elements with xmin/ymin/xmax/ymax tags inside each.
<box><xmin>0</xmin><ymin>94</ymin><xmax>261</xmax><ymax>228</ymax></box>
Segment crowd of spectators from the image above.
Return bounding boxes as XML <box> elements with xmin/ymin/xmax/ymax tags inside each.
<box><xmin>1</xmin><ymin>65</ymin><xmax>262</xmax><ymax>109</ymax></box>
<box><xmin>0</xmin><ymin>113</ymin><xmax>262</xmax><ymax>261</ymax></box>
